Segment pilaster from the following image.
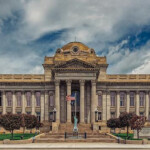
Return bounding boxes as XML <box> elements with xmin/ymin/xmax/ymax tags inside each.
<box><xmin>2</xmin><ymin>91</ymin><xmax>6</xmax><ymax>114</ymax></box>
<box><xmin>136</xmin><ymin>91</ymin><xmax>139</xmax><ymax>116</ymax></box>
<box><xmin>116</xmin><ymin>91</ymin><xmax>120</xmax><ymax>117</ymax></box>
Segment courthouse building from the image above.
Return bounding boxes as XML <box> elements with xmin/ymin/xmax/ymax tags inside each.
<box><xmin>0</xmin><ymin>42</ymin><xmax>150</xmax><ymax>131</ymax></box>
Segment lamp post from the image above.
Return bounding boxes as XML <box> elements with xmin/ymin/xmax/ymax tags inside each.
<box><xmin>53</xmin><ymin>108</ymin><xmax>57</xmax><ymax>122</ymax></box>
<box><xmin>95</xmin><ymin>108</ymin><xmax>98</xmax><ymax>122</ymax></box>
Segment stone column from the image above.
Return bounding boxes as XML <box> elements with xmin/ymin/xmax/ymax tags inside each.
<box><xmin>87</xmin><ymin>84</ymin><xmax>91</xmax><ymax>123</ymax></box>
<box><xmin>102</xmin><ymin>91</ymin><xmax>107</xmax><ymax>121</ymax></box>
<box><xmin>2</xmin><ymin>91</ymin><xmax>6</xmax><ymax>114</ymax></box>
<box><xmin>55</xmin><ymin>80</ymin><xmax>60</xmax><ymax>123</ymax></box>
<box><xmin>126</xmin><ymin>91</ymin><xmax>130</xmax><ymax>113</ymax></box>
<box><xmin>136</xmin><ymin>91</ymin><xmax>139</xmax><ymax>115</ymax></box>
<box><xmin>12</xmin><ymin>91</ymin><xmax>16</xmax><ymax>114</ymax></box>
<box><xmin>22</xmin><ymin>91</ymin><xmax>25</xmax><ymax>114</ymax></box>
<box><xmin>91</xmin><ymin>80</ymin><xmax>96</xmax><ymax>123</ymax></box>
<box><xmin>66</xmin><ymin>80</ymin><xmax>72</xmax><ymax>123</ymax></box>
<box><xmin>116</xmin><ymin>91</ymin><xmax>120</xmax><ymax>117</ymax></box>
<box><xmin>145</xmin><ymin>91</ymin><xmax>149</xmax><ymax>120</ymax></box>
<box><xmin>106</xmin><ymin>91</ymin><xmax>111</xmax><ymax>120</ymax></box>
<box><xmin>80</xmin><ymin>80</ymin><xmax>85</xmax><ymax>123</ymax></box>
<box><xmin>45</xmin><ymin>91</ymin><xmax>49</xmax><ymax>121</ymax></box>
<box><xmin>41</xmin><ymin>91</ymin><xmax>44</xmax><ymax>122</ymax></box>
<box><xmin>31</xmin><ymin>91</ymin><xmax>35</xmax><ymax>115</ymax></box>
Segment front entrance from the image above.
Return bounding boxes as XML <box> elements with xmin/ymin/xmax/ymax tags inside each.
<box><xmin>71</xmin><ymin>112</ymin><xmax>80</xmax><ymax>123</ymax></box>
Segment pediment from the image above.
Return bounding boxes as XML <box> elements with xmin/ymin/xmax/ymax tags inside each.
<box><xmin>54</xmin><ymin>58</ymin><xmax>95</xmax><ymax>69</ymax></box>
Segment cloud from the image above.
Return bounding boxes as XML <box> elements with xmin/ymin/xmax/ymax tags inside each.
<box><xmin>1</xmin><ymin>0</ymin><xmax>150</xmax><ymax>74</ymax></box>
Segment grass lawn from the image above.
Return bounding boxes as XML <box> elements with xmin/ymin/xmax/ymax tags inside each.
<box><xmin>0</xmin><ymin>133</ymin><xmax>37</xmax><ymax>140</ymax></box>
<box><xmin>113</xmin><ymin>133</ymin><xmax>142</xmax><ymax>140</ymax></box>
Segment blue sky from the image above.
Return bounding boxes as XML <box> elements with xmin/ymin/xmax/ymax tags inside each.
<box><xmin>1</xmin><ymin>0</ymin><xmax>150</xmax><ymax>74</ymax></box>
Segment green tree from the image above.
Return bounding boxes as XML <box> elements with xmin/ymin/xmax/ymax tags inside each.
<box><xmin>130</xmin><ymin>114</ymin><xmax>146</xmax><ymax>139</ymax></box>
<box><xmin>0</xmin><ymin>114</ymin><xmax>21</xmax><ymax>139</ymax></box>
<box><xmin>119</xmin><ymin>112</ymin><xmax>134</xmax><ymax>137</ymax></box>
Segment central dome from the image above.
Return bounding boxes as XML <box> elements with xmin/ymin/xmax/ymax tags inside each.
<box><xmin>61</xmin><ymin>42</ymin><xmax>89</xmax><ymax>51</ymax></box>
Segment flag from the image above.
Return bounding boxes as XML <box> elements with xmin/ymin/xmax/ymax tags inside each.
<box><xmin>66</xmin><ymin>95</ymin><xmax>75</xmax><ymax>101</ymax></box>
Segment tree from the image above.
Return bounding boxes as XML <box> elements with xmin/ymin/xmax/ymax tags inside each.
<box><xmin>130</xmin><ymin>114</ymin><xmax>146</xmax><ymax>139</ymax></box>
<box><xmin>119</xmin><ymin>112</ymin><xmax>134</xmax><ymax>137</ymax></box>
<box><xmin>107</xmin><ymin>118</ymin><xmax>121</xmax><ymax>133</ymax></box>
<box><xmin>0</xmin><ymin>114</ymin><xmax>21</xmax><ymax>139</ymax></box>
<box><xmin>25</xmin><ymin>114</ymin><xmax>37</xmax><ymax>131</ymax></box>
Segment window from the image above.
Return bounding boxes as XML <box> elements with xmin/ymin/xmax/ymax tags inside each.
<box><xmin>6</xmin><ymin>92</ymin><xmax>12</xmax><ymax>106</ymax></box>
<box><xmin>111</xmin><ymin>112</ymin><xmax>115</xmax><ymax>118</ymax></box>
<box><xmin>149</xmin><ymin>112</ymin><xmax>150</xmax><ymax>121</ymax></box>
<box><xmin>49</xmin><ymin>94</ymin><xmax>54</xmax><ymax>107</ymax></box>
<box><xmin>36</xmin><ymin>112</ymin><xmax>41</xmax><ymax>122</ymax></box>
<box><xmin>17</xmin><ymin>112</ymin><xmax>21</xmax><ymax>115</ymax></box>
<box><xmin>140</xmin><ymin>92</ymin><xmax>145</xmax><ymax>106</ymax></box>
<box><xmin>35</xmin><ymin>92</ymin><xmax>41</xmax><ymax>107</ymax></box>
<box><xmin>49</xmin><ymin>112</ymin><xmax>53</xmax><ymax>122</ymax></box>
<box><xmin>98</xmin><ymin>112</ymin><xmax>102</xmax><ymax>120</ymax></box>
<box><xmin>98</xmin><ymin>95</ymin><xmax>102</xmax><ymax>107</ymax></box>
<box><xmin>120</xmin><ymin>92</ymin><xmax>125</xmax><ymax>106</ymax></box>
<box><xmin>26</xmin><ymin>92</ymin><xmax>31</xmax><ymax>107</ymax></box>
<box><xmin>140</xmin><ymin>112</ymin><xmax>144</xmax><ymax>116</ymax></box>
<box><xmin>16</xmin><ymin>92</ymin><xmax>22</xmax><ymax>107</ymax></box>
<box><xmin>27</xmin><ymin>112</ymin><xmax>31</xmax><ymax>115</ymax></box>
<box><xmin>0</xmin><ymin>91</ymin><xmax>2</xmax><ymax>106</ymax></box>
<box><xmin>110</xmin><ymin>92</ymin><xmax>116</xmax><ymax>106</ymax></box>
<box><xmin>130</xmin><ymin>92</ymin><xmax>135</xmax><ymax>106</ymax></box>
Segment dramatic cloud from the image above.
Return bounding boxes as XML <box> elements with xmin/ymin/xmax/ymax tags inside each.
<box><xmin>0</xmin><ymin>0</ymin><xmax>150</xmax><ymax>74</ymax></box>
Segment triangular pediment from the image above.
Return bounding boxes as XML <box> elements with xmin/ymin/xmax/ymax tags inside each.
<box><xmin>54</xmin><ymin>58</ymin><xmax>95</xmax><ymax>69</ymax></box>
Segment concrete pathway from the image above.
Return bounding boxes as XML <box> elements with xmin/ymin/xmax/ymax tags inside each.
<box><xmin>0</xmin><ymin>143</ymin><xmax>150</xmax><ymax>149</ymax></box>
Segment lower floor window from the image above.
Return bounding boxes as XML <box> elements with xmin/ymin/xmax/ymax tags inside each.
<box><xmin>140</xmin><ymin>112</ymin><xmax>144</xmax><ymax>116</ymax></box>
<box><xmin>111</xmin><ymin>112</ymin><xmax>115</xmax><ymax>118</ymax></box>
<box><xmin>49</xmin><ymin>112</ymin><xmax>53</xmax><ymax>122</ymax></box>
<box><xmin>36</xmin><ymin>112</ymin><xmax>41</xmax><ymax>122</ymax></box>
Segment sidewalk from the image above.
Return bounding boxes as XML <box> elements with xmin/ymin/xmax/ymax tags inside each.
<box><xmin>0</xmin><ymin>143</ymin><xmax>150</xmax><ymax>149</ymax></box>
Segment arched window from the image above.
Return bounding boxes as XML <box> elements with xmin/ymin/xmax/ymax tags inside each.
<box><xmin>139</xmin><ymin>92</ymin><xmax>145</xmax><ymax>106</ymax></box>
<box><xmin>49</xmin><ymin>93</ymin><xmax>54</xmax><ymax>107</ymax></box>
<box><xmin>16</xmin><ymin>92</ymin><xmax>22</xmax><ymax>107</ymax></box>
<box><xmin>130</xmin><ymin>92</ymin><xmax>135</xmax><ymax>106</ymax></box>
<box><xmin>98</xmin><ymin>95</ymin><xmax>102</xmax><ymax>107</ymax></box>
<box><xmin>26</xmin><ymin>92</ymin><xmax>31</xmax><ymax>107</ymax></box>
<box><xmin>120</xmin><ymin>92</ymin><xmax>125</xmax><ymax>106</ymax></box>
<box><xmin>36</xmin><ymin>92</ymin><xmax>41</xmax><ymax>107</ymax></box>
<box><xmin>6</xmin><ymin>92</ymin><xmax>12</xmax><ymax>106</ymax></box>
<box><xmin>110</xmin><ymin>92</ymin><xmax>116</xmax><ymax>106</ymax></box>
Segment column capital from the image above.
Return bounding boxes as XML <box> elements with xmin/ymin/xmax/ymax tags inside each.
<box><xmin>55</xmin><ymin>79</ymin><xmax>60</xmax><ymax>86</ymax></box>
<box><xmin>79</xmin><ymin>80</ymin><xmax>85</xmax><ymax>86</ymax></box>
<box><xmin>66</xmin><ymin>79</ymin><xmax>72</xmax><ymax>86</ymax></box>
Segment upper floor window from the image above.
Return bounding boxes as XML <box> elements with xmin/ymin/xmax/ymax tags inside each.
<box><xmin>130</xmin><ymin>92</ymin><xmax>135</xmax><ymax>106</ymax></box>
<box><xmin>16</xmin><ymin>92</ymin><xmax>22</xmax><ymax>107</ymax></box>
<box><xmin>26</xmin><ymin>92</ymin><xmax>31</xmax><ymax>107</ymax></box>
<box><xmin>0</xmin><ymin>91</ymin><xmax>2</xmax><ymax>106</ymax></box>
<box><xmin>120</xmin><ymin>92</ymin><xmax>125</xmax><ymax>106</ymax></box>
<box><xmin>6</xmin><ymin>92</ymin><xmax>12</xmax><ymax>106</ymax></box>
<box><xmin>110</xmin><ymin>92</ymin><xmax>116</xmax><ymax>106</ymax></box>
<box><xmin>36</xmin><ymin>92</ymin><xmax>41</xmax><ymax>107</ymax></box>
<box><xmin>139</xmin><ymin>92</ymin><xmax>145</xmax><ymax>106</ymax></box>
<box><xmin>98</xmin><ymin>95</ymin><xmax>102</xmax><ymax>107</ymax></box>
<box><xmin>49</xmin><ymin>94</ymin><xmax>54</xmax><ymax>107</ymax></box>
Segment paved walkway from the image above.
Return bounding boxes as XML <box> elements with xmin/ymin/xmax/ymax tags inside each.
<box><xmin>0</xmin><ymin>143</ymin><xmax>150</xmax><ymax>149</ymax></box>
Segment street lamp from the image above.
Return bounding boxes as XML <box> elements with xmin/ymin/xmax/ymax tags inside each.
<box><xmin>95</xmin><ymin>108</ymin><xmax>98</xmax><ymax>122</ymax></box>
<box><xmin>53</xmin><ymin>108</ymin><xmax>57</xmax><ymax>122</ymax></box>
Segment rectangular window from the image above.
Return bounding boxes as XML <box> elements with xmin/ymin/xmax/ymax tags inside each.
<box><xmin>49</xmin><ymin>94</ymin><xmax>54</xmax><ymax>107</ymax></box>
<box><xmin>0</xmin><ymin>91</ymin><xmax>2</xmax><ymax>106</ymax></box>
<box><xmin>120</xmin><ymin>92</ymin><xmax>125</xmax><ymax>106</ymax></box>
<box><xmin>98</xmin><ymin>95</ymin><xmax>102</xmax><ymax>107</ymax></box>
<box><xmin>27</xmin><ymin>112</ymin><xmax>31</xmax><ymax>115</ymax></box>
<box><xmin>98</xmin><ymin>112</ymin><xmax>102</xmax><ymax>120</ymax></box>
<box><xmin>140</xmin><ymin>112</ymin><xmax>144</xmax><ymax>116</ymax></box>
<box><xmin>111</xmin><ymin>112</ymin><xmax>115</xmax><ymax>118</ymax></box>
<box><xmin>16</xmin><ymin>92</ymin><xmax>22</xmax><ymax>107</ymax></box>
<box><xmin>49</xmin><ymin>112</ymin><xmax>53</xmax><ymax>122</ymax></box>
<box><xmin>110</xmin><ymin>92</ymin><xmax>116</xmax><ymax>106</ymax></box>
<box><xmin>36</xmin><ymin>112</ymin><xmax>41</xmax><ymax>122</ymax></box>
<box><xmin>130</xmin><ymin>92</ymin><xmax>135</xmax><ymax>106</ymax></box>
<box><xmin>36</xmin><ymin>92</ymin><xmax>41</xmax><ymax>107</ymax></box>
<box><xmin>140</xmin><ymin>92</ymin><xmax>145</xmax><ymax>106</ymax></box>
<box><xmin>26</xmin><ymin>92</ymin><xmax>31</xmax><ymax>107</ymax></box>
<box><xmin>6</xmin><ymin>92</ymin><xmax>12</xmax><ymax>106</ymax></box>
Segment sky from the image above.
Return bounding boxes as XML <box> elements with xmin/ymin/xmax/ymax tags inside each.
<box><xmin>1</xmin><ymin>0</ymin><xmax>150</xmax><ymax>74</ymax></box>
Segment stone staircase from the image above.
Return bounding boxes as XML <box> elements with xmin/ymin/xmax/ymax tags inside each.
<box><xmin>35</xmin><ymin>123</ymin><xmax>117</xmax><ymax>143</ymax></box>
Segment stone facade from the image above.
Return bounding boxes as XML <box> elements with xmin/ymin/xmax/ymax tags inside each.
<box><xmin>0</xmin><ymin>42</ymin><xmax>150</xmax><ymax>132</ymax></box>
